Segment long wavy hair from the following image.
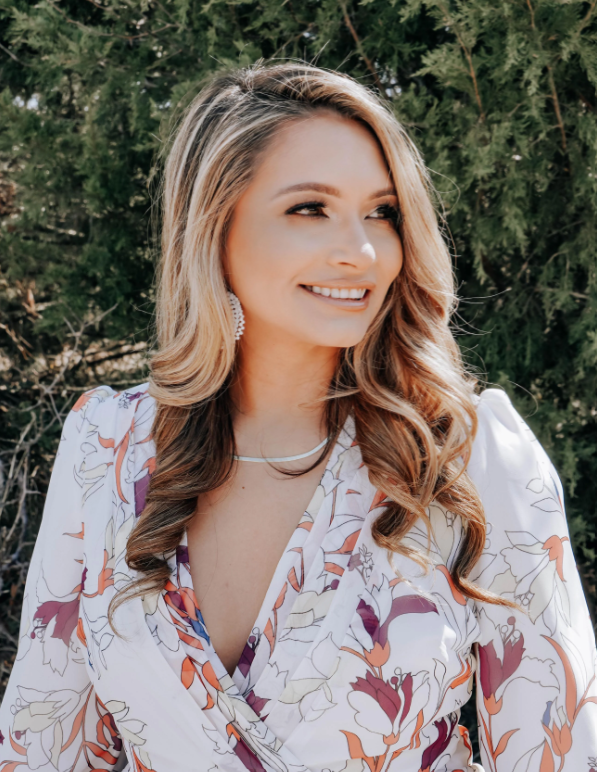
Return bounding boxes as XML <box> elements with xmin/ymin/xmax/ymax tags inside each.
<box><xmin>111</xmin><ymin>61</ymin><xmax>513</xmax><ymax>620</ymax></box>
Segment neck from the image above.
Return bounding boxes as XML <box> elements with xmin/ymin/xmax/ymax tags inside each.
<box><xmin>230</xmin><ymin>328</ymin><xmax>339</xmax><ymax>456</ymax></box>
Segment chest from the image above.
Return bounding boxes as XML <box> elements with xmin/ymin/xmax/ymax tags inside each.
<box><xmin>79</xmin><ymin>417</ymin><xmax>480</xmax><ymax>770</ymax></box>
<box><xmin>186</xmin><ymin>460</ymin><xmax>328</xmax><ymax>674</ymax></box>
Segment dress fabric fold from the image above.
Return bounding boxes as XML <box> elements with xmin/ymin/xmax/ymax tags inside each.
<box><xmin>0</xmin><ymin>384</ymin><xmax>596</xmax><ymax>772</ymax></box>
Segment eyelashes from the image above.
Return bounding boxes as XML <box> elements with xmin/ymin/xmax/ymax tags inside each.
<box><xmin>372</xmin><ymin>203</ymin><xmax>403</xmax><ymax>228</ymax></box>
<box><xmin>285</xmin><ymin>200</ymin><xmax>327</xmax><ymax>216</ymax></box>
<box><xmin>285</xmin><ymin>200</ymin><xmax>402</xmax><ymax>228</ymax></box>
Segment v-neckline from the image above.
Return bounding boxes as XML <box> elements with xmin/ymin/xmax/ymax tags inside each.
<box><xmin>178</xmin><ymin>426</ymin><xmax>346</xmax><ymax>688</ymax></box>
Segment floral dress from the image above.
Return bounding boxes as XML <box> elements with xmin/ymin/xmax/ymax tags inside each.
<box><xmin>0</xmin><ymin>385</ymin><xmax>595</xmax><ymax>772</ymax></box>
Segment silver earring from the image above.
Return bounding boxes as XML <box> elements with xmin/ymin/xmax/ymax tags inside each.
<box><xmin>227</xmin><ymin>290</ymin><xmax>245</xmax><ymax>341</ymax></box>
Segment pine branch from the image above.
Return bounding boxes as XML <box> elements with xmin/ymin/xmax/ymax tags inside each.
<box><xmin>527</xmin><ymin>0</ymin><xmax>567</xmax><ymax>152</ymax></box>
<box><xmin>546</xmin><ymin>65</ymin><xmax>567</xmax><ymax>152</ymax></box>
<box><xmin>272</xmin><ymin>24</ymin><xmax>315</xmax><ymax>59</ymax></box>
<box><xmin>44</xmin><ymin>0</ymin><xmax>179</xmax><ymax>42</ymax></box>
<box><xmin>339</xmin><ymin>2</ymin><xmax>385</xmax><ymax>94</ymax></box>
<box><xmin>526</xmin><ymin>0</ymin><xmax>536</xmax><ymax>31</ymax></box>
<box><xmin>580</xmin><ymin>0</ymin><xmax>597</xmax><ymax>31</ymax></box>
<box><xmin>436</xmin><ymin>2</ymin><xmax>485</xmax><ymax>121</ymax></box>
<box><xmin>84</xmin><ymin>0</ymin><xmax>115</xmax><ymax>11</ymax></box>
<box><xmin>0</xmin><ymin>42</ymin><xmax>27</xmax><ymax>66</ymax></box>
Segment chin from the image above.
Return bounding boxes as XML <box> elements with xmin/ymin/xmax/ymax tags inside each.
<box><xmin>307</xmin><ymin>330</ymin><xmax>368</xmax><ymax>349</ymax></box>
<box><xmin>272</xmin><ymin>314</ymin><xmax>371</xmax><ymax>349</ymax></box>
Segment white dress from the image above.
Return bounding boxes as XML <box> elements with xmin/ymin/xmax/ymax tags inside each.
<box><xmin>0</xmin><ymin>385</ymin><xmax>595</xmax><ymax>772</ymax></box>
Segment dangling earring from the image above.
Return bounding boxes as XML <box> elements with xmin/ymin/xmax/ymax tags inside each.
<box><xmin>227</xmin><ymin>290</ymin><xmax>245</xmax><ymax>341</ymax></box>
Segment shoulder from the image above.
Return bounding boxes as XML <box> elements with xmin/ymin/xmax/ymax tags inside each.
<box><xmin>473</xmin><ymin>387</ymin><xmax>535</xmax><ymax>438</ymax></box>
<box><xmin>69</xmin><ymin>381</ymin><xmax>155</xmax><ymax>440</ymax></box>
<box><xmin>69</xmin><ymin>383</ymin><xmax>156</xmax><ymax>534</ymax></box>
<box><xmin>67</xmin><ymin>382</ymin><xmax>156</xmax><ymax>511</ymax></box>
<box><xmin>468</xmin><ymin>388</ymin><xmax>552</xmax><ymax>480</ymax></box>
<box><xmin>467</xmin><ymin>388</ymin><xmax>565</xmax><ymax>531</ymax></box>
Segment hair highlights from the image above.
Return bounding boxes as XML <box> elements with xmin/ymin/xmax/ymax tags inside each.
<box><xmin>111</xmin><ymin>62</ymin><xmax>513</xmax><ymax>621</ymax></box>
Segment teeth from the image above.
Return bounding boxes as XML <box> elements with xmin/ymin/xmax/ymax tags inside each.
<box><xmin>307</xmin><ymin>286</ymin><xmax>367</xmax><ymax>299</ymax></box>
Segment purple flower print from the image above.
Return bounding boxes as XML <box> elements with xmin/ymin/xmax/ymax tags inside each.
<box><xmin>34</xmin><ymin>598</ymin><xmax>80</xmax><ymax>646</ymax></box>
<box><xmin>348</xmin><ymin>545</ymin><xmax>374</xmax><ymax>581</ymax></box>
<box><xmin>478</xmin><ymin>616</ymin><xmax>525</xmax><ymax>714</ymax></box>
<box><xmin>237</xmin><ymin>633</ymin><xmax>259</xmax><ymax>678</ymax></box>
<box><xmin>118</xmin><ymin>390</ymin><xmax>145</xmax><ymax>409</ymax></box>
<box><xmin>232</xmin><ymin>734</ymin><xmax>268</xmax><ymax>772</ymax></box>
<box><xmin>347</xmin><ymin>669</ymin><xmax>430</xmax><ymax>758</ymax></box>
<box><xmin>246</xmin><ymin>689</ymin><xmax>269</xmax><ymax>717</ymax></box>
<box><xmin>356</xmin><ymin>593</ymin><xmax>438</xmax><ymax>650</ymax></box>
<box><xmin>176</xmin><ymin>545</ymin><xmax>190</xmax><ymax>565</ymax></box>
<box><xmin>420</xmin><ymin>713</ymin><xmax>458</xmax><ymax>772</ymax></box>
<box><xmin>352</xmin><ymin>671</ymin><xmax>410</xmax><ymax>732</ymax></box>
<box><xmin>134</xmin><ymin>472</ymin><xmax>151</xmax><ymax>517</ymax></box>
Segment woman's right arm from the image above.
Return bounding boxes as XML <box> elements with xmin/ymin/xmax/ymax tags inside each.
<box><xmin>0</xmin><ymin>399</ymin><xmax>124</xmax><ymax>771</ymax></box>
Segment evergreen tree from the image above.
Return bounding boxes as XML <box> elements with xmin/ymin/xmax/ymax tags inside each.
<box><xmin>1</xmin><ymin>2</ymin><xmax>595</xmax><ymax>750</ymax></box>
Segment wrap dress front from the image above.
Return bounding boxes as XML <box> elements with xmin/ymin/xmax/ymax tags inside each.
<box><xmin>0</xmin><ymin>384</ymin><xmax>596</xmax><ymax>772</ymax></box>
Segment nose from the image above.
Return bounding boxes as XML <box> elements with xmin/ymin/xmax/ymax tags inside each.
<box><xmin>326</xmin><ymin>218</ymin><xmax>376</xmax><ymax>271</ymax></box>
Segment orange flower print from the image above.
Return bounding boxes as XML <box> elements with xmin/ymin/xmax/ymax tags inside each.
<box><xmin>2</xmin><ymin>387</ymin><xmax>596</xmax><ymax>772</ymax></box>
<box><xmin>498</xmin><ymin>530</ymin><xmax>571</xmax><ymax>633</ymax></box>
<box><xmin>538</xmin><ymin>635</ymin><xmax>597</xmax><ymax>771</ymax></box>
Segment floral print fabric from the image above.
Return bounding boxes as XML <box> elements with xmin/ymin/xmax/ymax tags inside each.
<box><xmin>0</xmin><ymin>385</ymin><xmax>595</xmax><ymax>772</ymax></box>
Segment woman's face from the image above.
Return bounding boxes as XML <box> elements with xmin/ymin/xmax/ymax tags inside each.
<box><xmin>225</xmin><ymin>113</ymin><xmax>403</xmax><ymax>350</ymax></box>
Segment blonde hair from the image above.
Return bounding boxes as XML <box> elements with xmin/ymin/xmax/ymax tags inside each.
<box><xmin>114</xmin><ymin>61</ymin><xmax>512</xmax><ymax>618</ymax></box>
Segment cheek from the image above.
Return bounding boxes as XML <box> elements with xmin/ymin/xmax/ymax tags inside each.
<box><xmin>226</xmin><ymin>215</ymin><xmax>279</xmax><ymax>294</ymax></box>
<box><xmin>228</xmin><ymin>220</ymin><xmax>315</xmax><ymax>295</ymax></box>
<box><xmin>375</xmin><ymin>232</ymin><xmax>404</xmax><ymax>287</ymax></box>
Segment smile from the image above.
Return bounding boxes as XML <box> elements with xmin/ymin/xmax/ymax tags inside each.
<box><xmin>302</xmin><ymin>285</ymin><xmax>369</xmax><ymax>300</ymax></box>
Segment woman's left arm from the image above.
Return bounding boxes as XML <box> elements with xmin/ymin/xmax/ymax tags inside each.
<box><xmin>467</xmin><ymin>389</ymin><xmax>597</xmax><ymax>772</ymax></box>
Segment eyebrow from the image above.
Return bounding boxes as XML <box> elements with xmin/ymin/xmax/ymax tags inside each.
<box><xmin>273</xmin><ymin>182</ymin><xmax>397</xmax><ymax>200</ymax></box>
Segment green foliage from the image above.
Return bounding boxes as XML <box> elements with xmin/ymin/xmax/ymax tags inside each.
<box><xmin>0</xmin><ymin>0</ymin><xmax>595</xmax><ymax>746</ymax></box>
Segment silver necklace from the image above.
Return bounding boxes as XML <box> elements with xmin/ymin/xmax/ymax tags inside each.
<box><xmin>233</xmin><ymin>437</ymin><xmax>329</xmax><ymax>463</ymax></box>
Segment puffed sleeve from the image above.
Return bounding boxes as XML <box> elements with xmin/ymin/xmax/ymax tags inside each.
<box><xmin>0</xmin><ymin>393</ymin><xmax>125</xmax><ymax>771</ymax></box>
<box><xmin>466</xmin><ymin>389</ymin><xmax>597</xmax><ymax>772</ymax></box>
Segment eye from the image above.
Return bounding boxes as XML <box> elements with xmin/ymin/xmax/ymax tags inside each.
<box><xmin>368</xmin><ymin>203</ymin><xmax>402</xmax><ymax>228</ymax></box>
<box><xmin>285</xmin><ymin>201</ymin><xmax>327</xmax><ymax>217</ymax></box>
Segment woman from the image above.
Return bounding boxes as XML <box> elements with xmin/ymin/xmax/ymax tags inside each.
<box><xmin>0</xmin><ymin>62</ymin><xmax>595</xmax><ymax>772</ymax></box>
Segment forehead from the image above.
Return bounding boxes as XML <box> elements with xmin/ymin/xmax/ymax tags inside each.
<box><xmin>251</xmin><ymin>113</ymin><xmax>392</xmax><ymax>192</ymax></box>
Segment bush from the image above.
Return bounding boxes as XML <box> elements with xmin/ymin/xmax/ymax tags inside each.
<box><xmin>1</xmin><ymin>0</ymin><xmax>595</xmax><ymax>752</ymax></box>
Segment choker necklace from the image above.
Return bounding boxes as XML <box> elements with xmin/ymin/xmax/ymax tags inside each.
<box><xmin>233</xmin><ymin>437</ymin><xmax>329</xmax><ymax>463</ymax></box>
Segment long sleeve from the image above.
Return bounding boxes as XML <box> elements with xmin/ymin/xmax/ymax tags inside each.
<box><xmin>0</xmin><ymin>400</ymin><xmax>124</xmax><ymax>771</ymax></box>
<box><xmin>467</xmin><ymin>389</ymin><xmax>597</xmax><ymax>772</ymax></box>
